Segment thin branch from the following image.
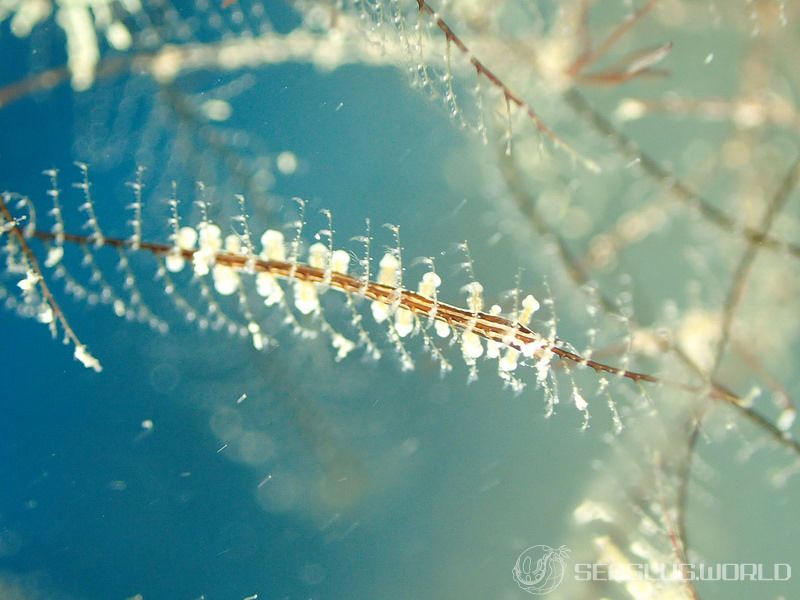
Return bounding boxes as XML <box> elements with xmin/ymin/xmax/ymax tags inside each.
<box><xmin>563</xmin><ymin>88</ymin><xmax>800</xmax><ymax>260</ymax></box>
<box><xmin>567</xmin><ymin>0</ymin><xmax>661</xmax><ymax>77</ymax></box>
<box><xmin>655</xmin><ymin>438</ymin><xmax>702</xmax><ymax>600</ymax></box>
<box><xmin>414</xmin><ymin>0</ymin><xmax>600</xmax><ymax>172</ymax></box>
<box><xmin>615</xmin><ymin>96</ymin><xmax>800</xmax><ymax>131</ymax></box>
<box><xmin>9</xmin><ymin>226</ymin><xmax>669</xmax><ymax>385</ymax></box>
<box><xmin>712</xmin><ymin>156</ymin><xmax>800</xmax><ymax>375</ymax></box>
<box><xmin>0</xmin><ymin>196</ymin><xmax>88</xmax><ymax>358</ymax></box>
<box><xmin>0</xmin><ymin>220</ymin><xmax>784</xmax><ymax>457</ymax></box>
<box><xmin>498</xmin><ymin>149</ymin><xmax>798</xmax><ymax>455</ymax></box>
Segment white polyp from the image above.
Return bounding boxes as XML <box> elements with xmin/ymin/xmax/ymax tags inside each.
<box><xmin>308</xmin><ymin>242</ymin><xmax>329</xmax><ymax>269</ymax></box>
<box><xmin>372</xmin><ymin>253</ymin><xmax>401</xmax><ymax>323</ymax></box>
<box><xmin>165</xmin><ymin>253</ymin><xmax>185</xmax><ymax>273</ymax></box>
<box><xmin>17</xmin><ymin>270</ymin><xmax>40</xmax><ymax>293</ymax></box>
<box><xmin>91</xmin><ymin>2</ymin><xmax>110</xmax><ymax>30</ymax></box>
<box><xmin>377</xmin><ymin>252</ymin><xmax>400</xmax><ymax>287</ymax></box>
<box><xmin>461</xmin><ymin>330</ymin><xmax>484</xmax><ymax>361</ymax></box>
<box><xmin>9</xmin><ymin>0</ymin><xmax>51</xmax><ymax>37</ymax></box>
<box><xmin>499</xmin><ymin>349</ymin><xmax>519</xmax><ymax>372</ymax></box>
<box><xmin>536</xmin><ymin>348</ymin><xmax>554</xmax><ymax>384</ymax></box>
<box><xmin>56</xmin><ymin>5</ymin><xmax>99</xmax><ymax>91</ymax></box>
<box><xmin>293</xmin><ymin>281</ymin><xmax>319</xmax><ymax>315</ymax></box>
<box><xmin>486</xmin><ymin>305</ymin><xmax>503</xmax><ymax>358</ymax></box>
<box><xmin>777</xmin><ymin>408</ymin><xmax>797</xmax><ymax>432</ymax></box>
<box><xmin>193</xmin><ymin>223</ymin><xmax>222</xmax><ymax>277</ymax></box>
<box><xmin>260</xmin><ymin>229</ymin><xmax>286</xmax><ymax>261</ymax></box>
<box><xmin>193</xmin><ymin>251</ymin><xmax>211</xmax><ymax>276</ymax></box>
<box><xmin>177</xmin><ymin>226</ymin><xmax>198</xmax><ymax>250</ymax></box>
<box><xmin>330</xmin><ymin>249</ymin><xmax>350</xmax><ymax>274</ymax></box>
<box><xmin>247</xmin><ymin>322</ymin><xmax>265</xmax><ymax>351</ymax></box>
<box><xmin>198</xmin><ymin>222</ymin><xmax>222</xmax><ymax>251</ymax></box>
<box><xmin>212</xmin><ymin>264</ymin><xmax>240</xmax><ymax>296</ymax></box>
<box><xmin>434</xmin><ymin>320</ymin><xmax>450</xmax><ymax>338</ymax></box>
<box><xmin>224</xmin><ymin>234</ymin><xmax>242</xmax><ymax>254</ymax></box>
<box><xmin>395</xmin><ymin>308</ymin><xmax>415</xmax><ymax>338</ymax></box>
<box><xmin>741</xmin><ymin>386</ymin><xmax>761</xmax><ymax>407</ymax></box>
<box><xmin>74</xmin><ymin>344</ymin><xmax>102</xmax><ymax>372</ymax></box>
<box><xmin>418</xmin><ymin>271</ymin><xmax>441</xmax><ymax>298</ymax></box>
<box><xmin>519</xmin><ymin>294</ymin><xmax>540</xmax><ymax>326</ymax></box>
<box><xmin>44</xmin><ymin>246</ymin><xmax>64</xmax><ymax>268</ymax></box>
<box><xmin>37</xmin><ymin>304</ymin><xmax>54</xmax><ymax>324</ymax></box>
<box><xmin>331</xmin><ymin>333</ymin><xmax>356</xmax><ymax>361</ymax></box>
<box><xmin>256</xmin><ymin>273</ymin><xmax>284</xmax><ymax>306</ymax></box>
<box><xmin>371</xmin><ymin>300</ymin><xmax>390</xmax><ymax>324</ymax></box>
<box><xmin>573</xmin><ymin>388</ymin><xmax>589</xmax><ymax>412</ymax></box>
<box><xmin>105</xmin><ymin>21</ymin><xmax>132</xmax><ymax>50</ymax></box>
<box><xmin>465</xmin><ymin>281</ymin><xmax>484</xmax><ymax>313</ymax></box>
<box><xmin>251</xmin><ymin>331</ymin><xmax>264</xmax><ymax>350</ymax></box>
<box><xmin>521</xmin><ymin>339</ymin><xmax>546</xmax><ymax>358</ymax></box>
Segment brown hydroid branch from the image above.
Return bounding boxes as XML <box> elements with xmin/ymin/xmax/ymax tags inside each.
<box><xmin>3</xmin><ymin>198</ymin><xmax>797</xmax><ymax>454</ymax></box>
<box><xmin>414</xmin><ymin>0</ymin><xmax>600</xmax><ymax>172</ymax></box>
<box><xmin>24</xmin><ymin>226</ymin><xmax>764</xmax><ymax>404</ymax></box>
<box><xmin>0</xmin><ymin>199</ymin><xmax>93</xmax><ymax>366</ymax></box>
<box><xmin>34</xmin><ymin>227</ymin><xmax>655</xmax><ymax>382</ymax></box>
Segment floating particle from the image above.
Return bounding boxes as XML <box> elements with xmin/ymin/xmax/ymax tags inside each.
<box><xmin>201</xmin><ymin>99</ymin><xmax>232</xmax><ymax>121</ymax></box>
<box><xmin>276</xmin><ymin>151</ymin><xmax>298</xmax><ymax>175</ymax></box>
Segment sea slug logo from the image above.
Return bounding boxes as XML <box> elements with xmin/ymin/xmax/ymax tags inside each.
<box><xmin>512</xmin><ymin>545</ymin><xmax>571</xmax><ymax>595</ymax></box>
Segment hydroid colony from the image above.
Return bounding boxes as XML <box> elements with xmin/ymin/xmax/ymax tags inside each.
<box><xmin>1</xmin><ymin>165</ymin><xmax>635</xmax><ymax>420</ymax></box>
<box><xmin>1</xmin><ymin>1</ymin><xmax>800</xmax><ymax>599</ymax></box>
